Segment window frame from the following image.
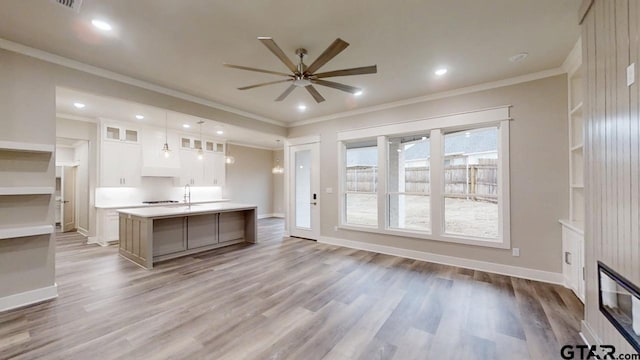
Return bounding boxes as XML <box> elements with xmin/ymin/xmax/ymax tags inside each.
<box><xmin>337</xmin><ymin>106</ymin><xmax>511</xmax><ymax>249</ymax></box>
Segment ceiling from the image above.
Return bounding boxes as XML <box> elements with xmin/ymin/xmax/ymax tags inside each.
<box><xmin>56</xmin><ymin>87</ymin><xmax>284</xmax><ymax>149</ymax></box>
<box><xmin>0</xmin><ymin>1</ymin><xmax>581</xmax><ymax>125</ymax></box>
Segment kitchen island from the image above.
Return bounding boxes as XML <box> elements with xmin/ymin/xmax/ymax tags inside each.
<box><xmin>117</xmin><ymin>202</ymin><xmax>257</xmax><ymax>269</ymax></box>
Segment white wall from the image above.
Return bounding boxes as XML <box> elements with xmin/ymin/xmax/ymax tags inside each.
<box><xmin>272</xmin><ymin>149</ymin><xmax>284</xmax><ymax>215</ymax></box>
<box><xmin>73</xmin><ymin>142</ymin><xmax>90</xmax><ymax>232</ymax></box>
<box><xmin>224</xmin><ymin>144</ymin><xmax>274</xmax><ymax>217</ymax></box>
<box><xmin>56</xmin><ymin>118</ymin><xmax>98</xmax><ymax>236</ymax></box>
<box><xmin>288</xmin><ymin>74</ymin><xmax>569</xmax><ymax>274</ymax></box>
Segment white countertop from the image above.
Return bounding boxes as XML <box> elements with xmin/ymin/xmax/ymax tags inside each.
<box><xmin>117</xmin><ymin>202</ymin><xmax>257</xmax><ymax>218</ymax></box>
<box><xmin>95</xmin><ymin>199</ymin><xmax>230</xmax><ymax>209</ymax></box>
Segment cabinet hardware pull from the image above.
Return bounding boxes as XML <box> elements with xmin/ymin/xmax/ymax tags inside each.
<box><xmin>564</xmin><ymin>251</ymin><xmax>572</xmax><ymax>265</ymax></box>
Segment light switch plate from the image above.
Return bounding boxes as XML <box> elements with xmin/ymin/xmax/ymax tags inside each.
<box><xmin>326</xmin><ymin>187</ymin><xmax>333</xmax><ymax>193</ymax></box>
<box><xmin>512</xmin><ymin>248</ymin><xmax>520</xmax><ymax>257</ymax></box>
<box><xmin>628</xmin><ymin>63</ymin><xmax>635</xmax><ymax>86</ymax></box>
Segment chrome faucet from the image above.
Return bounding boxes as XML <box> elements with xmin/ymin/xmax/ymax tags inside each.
<box><xmin>183</xmin><ymin>184</ymin><xmax>191</xmax><ymax>208</ymax></box>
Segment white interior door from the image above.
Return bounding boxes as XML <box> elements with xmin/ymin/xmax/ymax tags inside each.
<box><xmin>289</xmin><ymin>142</ymin><xmax>320</xmax><ymax>240</ymax></box>
<box><xmin>62</xmin><ymin>166</ymin><xmax>77</xmax><ymax>232</ymax></box>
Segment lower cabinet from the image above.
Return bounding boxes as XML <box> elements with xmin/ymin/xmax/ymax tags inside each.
<box><xmin>187</xmin><ymin>214</ymin><xmax>218</xmax><ymax>249</ymax></box>
<box><xmin>96</xmin><ymin>209</ymin><xmax>120</xmax><ymax>245</ymax></box>
<box><xmin>153</xmin><ymin>214</ymin><xmax>222</xmax><ymax>256</ymax></box>
<box><xmin>153</xmin><ymin>217</ymin><xmax>187</xmax><ymax>256</ymax></box>
<box><xmin>561</xmin><ymin>222</ymin><xmax>585</xmax><ymax>302</ymax></box>
<box><xmin>219</xmin><ymin>212</ymin><xmax>245</xmax><ymax>243</ymax></box>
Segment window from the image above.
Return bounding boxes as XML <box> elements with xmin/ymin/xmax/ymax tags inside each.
<box><xmin>387</xmin><ymin>134</ymin><xmax>430</xmax><ymax>232</ymax></box>
<box><xmin>344</xmin><ymin>140</ymin><xmax>378</xmax><ymax>226</ymax></box>
<box><xmin>338</xmin><ymin>106</ymin><xmax>510</xmax><ymax>248</ymax></box>
<box><xmin>443</xmin><ymin>127</ymin><xmax>499</xmax><ymax>239</ymax></box>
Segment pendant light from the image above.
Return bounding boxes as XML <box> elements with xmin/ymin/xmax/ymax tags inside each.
<box><xmin>197</xmin><ymin>120</ymin><xmax>204</xmax><ymax>160</ymax></box>
<box><xmin>225</xmin><ymin>146</ymin><xmax>235</xmax><ymax>165</ymax></box>
<box><xmin>162</xmin><ymin>112</ymin><xmax>171</xmax><ymax>158</ymax></box>
<box><xmin>272</xmin><ymin>140</ymin><xmax>284</xmax><ymax>174</ymax></box>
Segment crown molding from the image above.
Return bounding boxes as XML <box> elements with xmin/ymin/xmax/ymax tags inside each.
<box><xmin>227</xmin><ymin>141</ymin><xmax>280</xmax><ymax>151</ymax></box>
<box><xmin>0</xmin><ymin>38</ymin><xmax>286</xmax><ymax>128</ymax></box>
<box><xmin>56</xmin><ymin>112</ymin><xmax>98</xmax><ymax>123</ymax></box>
<box><xmin>288</xmin><ymin>67</ymin><xmax>566</xmax><ymax>128</ymax></box>
<box><xmin>561</xmin><ymin>37</ymin><xmax>582</xmax><ymax>75</ymax></box>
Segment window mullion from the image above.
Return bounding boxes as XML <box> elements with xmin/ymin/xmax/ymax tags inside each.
<box><xmin>430</xmin><ymin>129</ymin><xmax>443</xmax><ymax>237</ymax></box>
<box><xmin>377</xmin><ymin>135</ymin><xmax>387</xmax><ymax>230</ymax></box>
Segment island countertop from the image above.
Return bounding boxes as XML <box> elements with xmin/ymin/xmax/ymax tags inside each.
<box><xmin>117</xmin><ymin>202</ymin><xmax>257</xmax><ymax>218</ymax></box>
<box><xmin>117</xmin><ymin>202</ymin><xmax>258</xmax><ymax>269</ymax></box>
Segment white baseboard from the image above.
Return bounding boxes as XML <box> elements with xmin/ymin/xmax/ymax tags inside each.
<box><xmin>318</xmin><ymin>236</ymin><xmax>564</xmax><ymax>285</ymax></box>
<box><xmin>77</xmin><ymin>227</ymin><xmax>89</xmax><ymax>237</ymax></box>
<box><xmin>87</xmin><ymin>236</ymin><xmax>99</xmax><ymax>244</ymax></box>
<box><xmin>0</xmin><ymin>283</ymin><xmax>58</xmax><ymax>312</ymax></box>
<box><xmin>580</xmin><ymin>320</ymin><xmax>601</xmax><ymax>347</ymax></box>
<box><xmin>258</xmin><ymin>213</ymin><xmax>285</xmax><ymax>219</ymax></box>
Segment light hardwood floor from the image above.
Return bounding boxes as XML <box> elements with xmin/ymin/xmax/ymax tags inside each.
<box><xmin>0</xmin><ymin>218</ymin><xmax>583</xmax><ymax>360</ymax></box>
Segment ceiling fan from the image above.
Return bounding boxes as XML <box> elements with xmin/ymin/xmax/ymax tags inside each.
<box><xmin>224</xmin><ymin>37</ymin><xmax>377</xmax><ymax>103</ymax></box>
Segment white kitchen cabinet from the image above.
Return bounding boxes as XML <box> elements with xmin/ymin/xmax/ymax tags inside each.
<box><xmin>205</xmin><ymin>140</ymin><xmax>225</xmax><ymax>154</ymax></box>
<box><xmin>178</xmin><ymin>149</ymin><xmax>205</xmax><ymax>186</ymax></box>
<box><xmin>104</xmin><ymin>124</ymin><xmax>139</xmax><ymax>143</ymax></box>
<box><xmin>94</xmin><ymin>208</ymin><xmax>120</xmax><ymax>245</ymax></box>
<box><xmin>561</xmin><ymin>221</ymin><xmax>585</xmax><ymax>302</ymax></box>
<box><xmin>101</xmin><ymin>140</ymin><xmax>141</xmax><ymax>187</ymax></box>
<box><xmin>203</xmin><ymin>152</ymin><xmax>225</xmax><ymax>186</ymax></box>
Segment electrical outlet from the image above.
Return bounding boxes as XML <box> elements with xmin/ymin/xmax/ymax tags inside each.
<box><xmin>628</xmin><ymin>63</ymin><xmax>635</xmax><ymax>86</ymax></box>
<box><xmin>333</xmin><ymin>225</ymin><xmax>338</xmax><ymax>231</ymax></box>
<box><xmin>326</xmin><ymin>187</ymin><xmax>333</xmax><ymax>194</ymax></box>
<box><xmin>512</xmin><ymin>248</ymin><xmax>520</xmax><ymax>257</ymax></box>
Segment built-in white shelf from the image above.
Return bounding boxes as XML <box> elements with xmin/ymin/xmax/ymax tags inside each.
<box><xmin>0</xmin><ymin>187</ymin><xmax>55</xmax><ymax>195</ymax></box>
<box><xmin>570</xmin><ymin>102</ymin><xmax>583</xmax><ymax>116</ymax></box>
<box><xmin>0</xmin><ymin>225</ymin><xmax>54</xmax><ymax>240</ymax></box>
<box><xmin>571</xmin><ymin>144</ymin><xmax>584</xmax><ymax>151</ymax></box>
<box><xmin>0</xmin><ymin>141</ymin><xmax>54</xmax><ymax>153</ymax></box>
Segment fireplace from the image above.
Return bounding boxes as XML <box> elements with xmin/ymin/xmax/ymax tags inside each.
<box><xmin>598</xmin><ymin>261</ymin><xmax>640</xmax><ymax>352</ymax></box>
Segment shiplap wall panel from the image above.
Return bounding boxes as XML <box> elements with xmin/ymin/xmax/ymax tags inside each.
<box><xmin>583</xmin><ymin>0</ymin><xmax>639</xmax><ymax>353</ymax></box>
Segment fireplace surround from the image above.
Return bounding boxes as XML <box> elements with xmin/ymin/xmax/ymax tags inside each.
<box><xmin>598</xmin><ymin>261</ymin><xmax>640</xmax><ymax>352</ymax></box>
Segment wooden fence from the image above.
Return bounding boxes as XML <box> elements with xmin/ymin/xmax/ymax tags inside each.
<box><xmin>346</xmin><ymin>161</ymin><xmax>497</xmax><ymax>203</ymax></box>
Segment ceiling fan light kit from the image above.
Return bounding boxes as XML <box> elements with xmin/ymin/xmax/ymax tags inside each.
<box><xmin>225</xmin><ymin>37</ymin><xmax>377</xmax><ymax>104</ymax></box>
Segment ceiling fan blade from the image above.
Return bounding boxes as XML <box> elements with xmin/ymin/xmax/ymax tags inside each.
<box><xmin>313</xmin><ymin>65</ymin><xmax>377</xmax><ymax>79</ymax></box>
<box><xmin>305</xmin><ymin>85</ymin><xmax>326</xmax><ymax>103</ymax></box>
<box><xmin>275</xmin><ymin>84</ymin><xmax>296</xmax><ymax>101</ymax></box>
<box><xmin>224</xmin><ymin>64</ymin><xmax>293</xmax><ymax>77</ymax></box>
<box><xmin>258</xmin><ymin>37</ymin><xmax>298</xmax><ymax>74</ymax></box>
<box><xmin>305</xmin><ymin>38</ymin><xmax>350</xmax><ymax>75</ymax></box>
<box><xmin>311</xmin><ymin>79</ymin><xmax>361</xmax><ymax>94</ymax></box>
<box><xmin>238</xmin><ymin>79</ymin><xmax>293</xmax><ymax>90</ymax></box>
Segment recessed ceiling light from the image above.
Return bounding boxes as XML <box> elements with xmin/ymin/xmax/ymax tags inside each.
<box><xmin>73</xmin><ymin>102</ymin><xmax>85</xmax><ymax>109</ymax></box>
<box><xmin>434</xmin><ymin>68</ymin><xmax>448</xmax><ymax>76</ymax></box>
<box><xmin>135</xmin><ymin>114</ymin><xmax>144</xmax><ymax>120</ymax></box>
<box><xmin>509</xmin><ymin>52</ymin><xmax>529</xmax><ymax>63</ymax></box>
<box><xmin>183</xmin><ymin>124</ymin><xmax>190</xmax><ymax>128</ymax></box>
<box><xmin>354</xmin><ymin>90</ymin><xmax>363</xmax><ymax>97</ymax></box>
<box><xmin>91</xmin><ymin>19</ymin><xmax>112</xmax><ymax>32</ymax></box>
<box><xmin>298</xmin><ymin>104</ymin><xmax>307</xmax><ymax>111</ymax></box>
<box><xmin>465</xmin><ymin>132</ymin><xmax>471</xmax><ymax>138</ymax></box>
<box><xmin>216</xmin><ymin>130</ymin><xmax>224</xmax><ymax>135</ymax></box>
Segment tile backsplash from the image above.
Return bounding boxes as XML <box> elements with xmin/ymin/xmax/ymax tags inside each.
<box><xmin>95</xmin><ymin>177</ymin><xmax>222</xmax><ymax>206</ymax></box>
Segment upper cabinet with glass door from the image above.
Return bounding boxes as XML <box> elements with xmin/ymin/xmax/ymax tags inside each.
<box><xmin>205</xmin><ymin>140</ymin><xmax>225</xmax><ymax>153</ymax></box>
<box><xmin>104</xmin><ymin>124</ymin><xmax>139</xmax><ymax>143</ymax></box>
<box><xmin>180</xmin><ymin>136</ymin><xmax>224</xmax><ymax>153</ymax></box>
